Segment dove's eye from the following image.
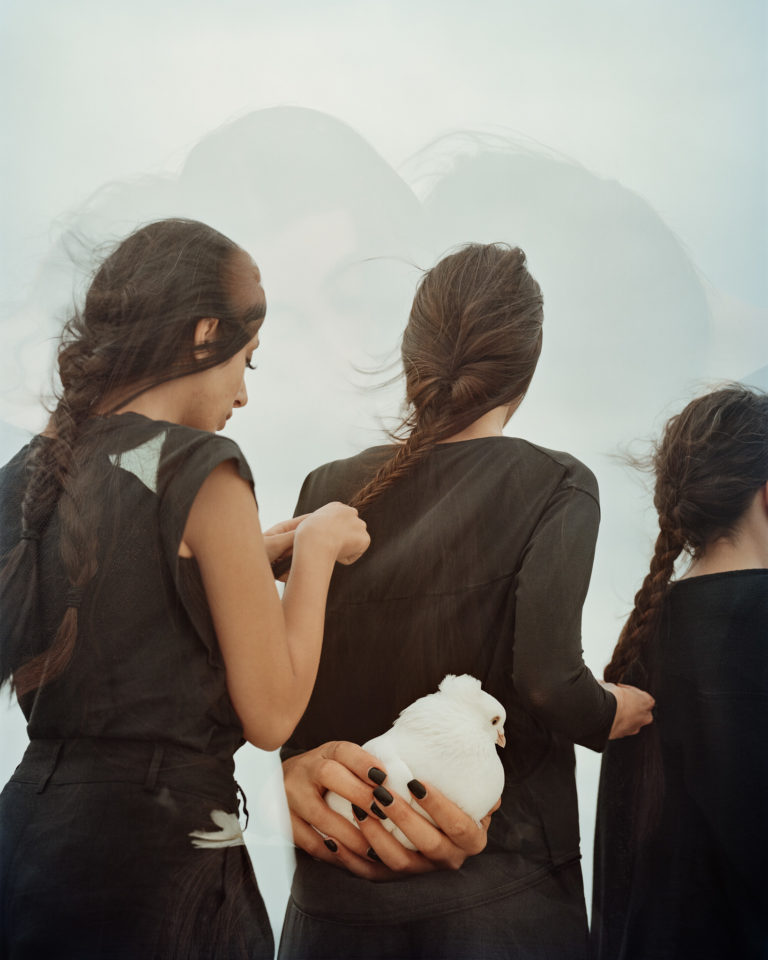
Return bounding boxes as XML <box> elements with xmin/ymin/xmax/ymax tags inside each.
<box><xmin>492</xmin><ymin>716</ymin><xmax>500</xmax><ymax>725</ymax></box>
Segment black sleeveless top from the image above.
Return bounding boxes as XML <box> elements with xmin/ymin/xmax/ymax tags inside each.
<box><xmin>0</xmin><ymin>412</ymin><xmax>254</xmax><ymax>760</ymax></box>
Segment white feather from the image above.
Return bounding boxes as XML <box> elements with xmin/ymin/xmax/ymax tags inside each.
<box><xmin>325</xmin><ymin>674</ymin><xmax>506</xmax><ymax>850</ymax></box>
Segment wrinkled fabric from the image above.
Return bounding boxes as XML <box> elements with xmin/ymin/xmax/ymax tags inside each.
<box><xmin>281</xmin><ymin>437</ymin><xmax>615</xmax><ymax>953</ymax></box>
<box><xmin>0</xmin><ymin>414</ymin><xmax>271</xmax><ymax>959</ymax></box>
<box><xmin>592</xmin><ymin>570</ymin><xmax>768</xmax><ymax>960</ymax></box>
<box><xmin>280</xmin><ymin>858</ymin><xmax>588</xmax><ymax>960</ymax></box>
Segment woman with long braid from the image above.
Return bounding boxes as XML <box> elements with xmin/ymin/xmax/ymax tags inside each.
<box><xmin>277</xmin><ymin>243</ymin><xmax>654</xmax><ymax>960</ymax></box>
<box><xmin>592</xmin><ymin>386</ymin><xmax>768</xmax><ymax>960</ymax></box>
<box><xmin>0</xmin><ymin>218</ymin><xmax>369</xmax><ymax>959</ymax></box>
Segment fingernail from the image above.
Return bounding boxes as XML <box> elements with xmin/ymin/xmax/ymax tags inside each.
<box><xmin>368</xmin><ymin>767</ymin><xmax>387</xmax><ymax>785</ymax></box>
<box><xmin>351</xmin><ymin>803</ymin><xmax>368</xmax><ymax>821</ymax></box>
<box><xmin>323</xmin><ymin>838</ymin><xmax>338</xmax><ymax>853</ymax></box>
<box><xmin>407</xmin><ymin>779</ymin><xmax>427</xmax><ymax>799</ymax></box>
<box><xmin>367</xmin><ymin>847</ymin><xmax>381</xmax><ymax>862</ymax></box>
<box><xmin>370</xmin><ymin>801</ymin><xmax>387</xmax><ymax>820</ymax></box>
<box><xmin>373</xmin><ymin>785</ymin><xmax>393</xmax><ymax>806</ymax></box>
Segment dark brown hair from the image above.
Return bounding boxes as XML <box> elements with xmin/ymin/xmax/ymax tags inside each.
<box><xmin>605</xmin><ymin>385</ymin><xmax>768</xmax><ymax>683</ymax></box>
<box><xmin>1</xmin><ymin>218</ymin><xmax>263</xmax><ymax>697</ymax></box>
<box><xmin>350</xmin><ymin>243</ymin><xmax>543</xmax><ymax>511</ymax></box>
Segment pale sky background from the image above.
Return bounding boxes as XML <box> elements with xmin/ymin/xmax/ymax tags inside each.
<box><xmin>1</xmin><ymin>0</ymin><xmax>766</xmax><ymax>937</ymax></box>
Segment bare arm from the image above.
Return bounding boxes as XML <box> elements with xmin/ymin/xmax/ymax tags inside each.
<box><xmin>181</xmin><ymin>461</ymin><xmax>369</xmax><ymax>750</ymax></box>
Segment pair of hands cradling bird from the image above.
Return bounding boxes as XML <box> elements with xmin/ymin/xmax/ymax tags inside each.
<box><xmin>282</xmin><ymin>675</ymin><xmax>506</xmax><ymax>880</ymax></box>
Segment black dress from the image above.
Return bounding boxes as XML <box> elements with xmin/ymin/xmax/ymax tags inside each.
<box><xmin>278</xmin><ymin>437</ymin><xmax>617</xmax><ymax>960</ymax></box>
<box><xmin>0</xmin><ymin>413</ymin><xmax>273</xmax><ymax>960</ymax></box>
<box><xmin>591</xmin><ymin>570</ymin><xmax>768</xmax><ymax>960</ymax></box>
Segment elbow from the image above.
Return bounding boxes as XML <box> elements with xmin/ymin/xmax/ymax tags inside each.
<box><xmin>512</xmin><ymin>670</ymin><xmax>570</xmax><ymax>722</ymax></box>
<box><xmin>240</xmin><ymin>711</ymin><xmax>301</xmax><ymax>753</ymax></box>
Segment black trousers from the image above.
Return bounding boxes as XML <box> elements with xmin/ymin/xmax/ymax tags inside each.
<box><xmin>278</xmin><ymin>860</ymin><xmax>589</xmax><ymax>960</ymax></box>
<box><xmin>0</xmin><ymin>738</ymin><xmax>273</xmax><ymax>960</ymax></box>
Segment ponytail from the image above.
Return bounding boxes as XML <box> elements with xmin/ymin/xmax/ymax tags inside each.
<box><xmin>349</xmin><ymin>243</ymin><xmax>543</xmax><ymax>512</ymax></box>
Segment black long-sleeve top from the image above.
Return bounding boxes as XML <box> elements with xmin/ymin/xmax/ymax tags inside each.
<box><xmin>284</xmin><ymin>436</ymin><xmax>616</xmax><ymax>922</ymax></box>
<box><xmin>592</xmin><ymin>570</ymin><xmax>768</xmax><ymax>960</ymax></box>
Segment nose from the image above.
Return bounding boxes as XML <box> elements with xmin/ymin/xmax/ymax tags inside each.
<box><xmin>233</xmin><ymin>379</ymin><xmax>248</xmax><ymax>409</ymax></box>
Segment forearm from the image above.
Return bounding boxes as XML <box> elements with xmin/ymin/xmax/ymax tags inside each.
<box><xmin>186</xmin><ymin>467</ymin><xmax>366</xmax><ymax>749</ymax></box>
<box><xmin>277</xmin><ymin>533</ymin><xmax>338</xmax><ymax>720</ymax></box>
<box><xmin>514</xmin><ymin>663</ymin><xmax>616</xmax><ymax>749</ymax></box>
<box><xmin>513</xmin><ymin>484</ymin><xmax>614</xmax><ymax>749</ymax></box>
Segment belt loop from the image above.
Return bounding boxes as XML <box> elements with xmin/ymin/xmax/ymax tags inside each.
<box><xmin>37</xmin><ymin>740</ymin><xmax>64</xmax><ymax>793</ymax></box>
<box><xmin>144</xmin><ymin>744</ymin><xmax>164</xmax><ymax>792</ymax></box>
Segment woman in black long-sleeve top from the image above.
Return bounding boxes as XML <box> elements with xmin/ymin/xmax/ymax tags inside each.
<box><xmin>277</xmin><ymin>244</ymin><xmax>655</xmax><ymax>960</ymax></box>
<box><xmin>592</xmin><ymin>386</ymin><xmax>768</xmax><ymax>960</ymax></box>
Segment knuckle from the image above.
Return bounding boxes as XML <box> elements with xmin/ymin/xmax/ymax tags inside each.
<box><xmin>446</xmin><ymin>817</ymin><xmax>471</xmax><ymax>844</ymax></box>
<box><xmin>317</xmin><ymin>757</ymin><xmax>338</xmax><ymax>782</ymax></box>
<box><xmin>417</xmin><ymin>833</ymin><xmax>444</xmax><ymax>860</ymax></box>
<box><xmin>468</xmin><ymin>830</ymin><xmax>488</xmax><ymax>855</ymax></box>
<box><xmin>385</xmin><ymin>849</ymin><xmax>412</xmax><ymax>872</ymax></box>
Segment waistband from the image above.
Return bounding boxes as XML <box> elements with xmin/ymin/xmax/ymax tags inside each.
<box><xmin>10</xmin><ymin>737</ymin><xmax>238</xmax><ymax>805</ymax></box>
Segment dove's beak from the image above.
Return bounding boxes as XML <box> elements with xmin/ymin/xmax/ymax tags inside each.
<box><xmin>496</xmin><ymin>727</ymin><xmax>506</xmax><ymax>749</ymax></box>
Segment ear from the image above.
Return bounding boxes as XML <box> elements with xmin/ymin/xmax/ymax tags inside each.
<box><xmin>193</xmin><ymin>317</ymin><xmax>220</xmax><ymax>353</ymax></box>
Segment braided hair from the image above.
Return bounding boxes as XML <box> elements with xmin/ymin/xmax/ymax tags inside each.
<box><xmin>350</xmin><ymin>243</ymin><xmax>543</xmax><ymax>512</ymax></box>
<box><xmin>604</xmin><ymin>385</ymin><xmax>768</xmax><ymax>683</ymax></box>
<box><xmin>1</xmin><ymin>218</ymin><xmax>263</xmax><ymax>697</ymax></box>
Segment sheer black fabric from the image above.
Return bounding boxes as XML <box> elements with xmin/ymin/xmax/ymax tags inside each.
<box><xmin>280</xmin><ymin>437</ymin><xmax>616</xmax><ymax>956</ymax></box>
<box><xmin>0</xmin><ymin>412</ymin><xmax>273</xmax><ymax>959</ymax></box>
<box><xmin>592</xmin><ymin>570</ymin><xmax>768</xmax><ymax>960</ymax></box>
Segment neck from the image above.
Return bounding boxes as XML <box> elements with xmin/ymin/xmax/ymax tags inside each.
<box><xmin>440</xmin><ymin>400</ymin><xmax>520</xmax><ymax>443</ymax></box>
<box><xmin>683</xmin><ymin>539</ymin><xmax>768</xmax><ymax>578</ymax></box>
<box><xmin>96</xmin><ymin>381</ymin><xmax>184</xmax><ymax>423</ymax></box>
<box><xmin>681</xmin><ymin>491</ymin><xmax>768</xmax><ymax>577</ymax></box>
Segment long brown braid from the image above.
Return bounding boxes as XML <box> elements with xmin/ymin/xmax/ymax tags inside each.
<box><xmin>604</xmin><ymin>385</ymin><xmax>768</xmax><ymax>683</ymax></box>
<box><xmin>349</xmin><ymin>243</ymin><xmax>543</xmax><ymax>512</ymax></box>
<box><xmin>1</xmin><ymin>219</ymin><xmax>264</xmax><ymax>697</ymax></box>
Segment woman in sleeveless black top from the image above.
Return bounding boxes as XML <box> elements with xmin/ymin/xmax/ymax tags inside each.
<box><xmin>0</xmin><ymin>219</ymin><xmax>369</xmax><ymax>959</ymax></box>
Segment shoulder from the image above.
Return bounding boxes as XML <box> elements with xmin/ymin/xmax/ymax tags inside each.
<box><xmin>509</xmin><ymin>438</ymin><xmax>599</xmax><ymax>503</ymax></box>
<box><xmin>96</xmin><ymin>413</ymin><xmax>253</xmax><ymax>497</ymax></box>
<box><xmin>0</xmin><ymin>443</ymin><xmax>34</xmax><ymax>541</ymax></box>
<box><xmin>158</xmin><ymin>423</ymin><xmax>254</xmax><ymax>497</ymax></box>
<box><xmin>439</xmin><ymin>436</ymin><xmax>599</xmax><ymax>505</ymax></box>
<box><xmin>298</xmin><ymin>445</ymin><xmax>392</xmax><ymax>510</ymax></box>
<box><xmin>0</xmin><ymin>441</ymin><xmax>33</xmax><ymax>488</ymax></box>
<box><xmin>160</xmin><ymin>420</ymin><xmax>248</xmax><ymax>468</ymax></box>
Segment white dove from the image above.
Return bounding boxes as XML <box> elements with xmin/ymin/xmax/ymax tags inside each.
<box><xmin>325</xmin><ymin>673</ymin><xmax>506</xmax><ymax>850</ymax></box>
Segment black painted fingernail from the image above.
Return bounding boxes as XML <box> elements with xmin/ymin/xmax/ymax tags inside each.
<box><xmin>373</xmin><ymin>785</ymin><xmax>393</xmax><ymax>806</ymax></box>
<box><xmin>323</xmin><ymin>838</ymin><xmax>338</xmax><ymax>853</ymax></box>
<box><xmin>407</xmin><ymin>779</ymin><xmax>427</xmax><ymax>799</ymax></box>
<box><xmin>351</xmin><ymin>803</ymin><xmax>368</xmax><ymax>821</ymax></box>
<box><xmin>370</xmin><ymin>801</ymin><xmax>387</xmax><ymax>820</ymax></box>
<box><xmin>367</xmin><ymin>847</ymin><xmax>381</xmax><ymax>862</ymax></box>
<box><xmin>368</xmin><ymin>767</ymin><xmax>387</xmax><ymax>785</ymax></box>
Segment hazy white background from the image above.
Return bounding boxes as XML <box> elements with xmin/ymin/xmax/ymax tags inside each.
<box><xmin>1</xmin><ymin>0</ymin><xmax>766</xmax><ymax>938</ymax></box>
